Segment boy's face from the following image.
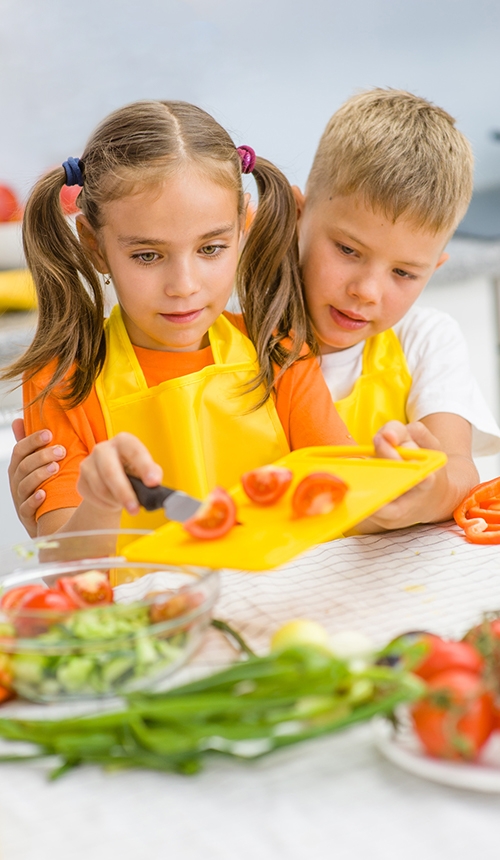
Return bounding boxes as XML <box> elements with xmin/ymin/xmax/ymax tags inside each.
<box><xmin>295</xmin><ymin>191</ymin><xmax>449</xmax><ymax>354</ymax></box>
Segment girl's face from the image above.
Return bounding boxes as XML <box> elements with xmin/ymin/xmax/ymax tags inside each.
<box><xmin>78</xmin><ymin>167</ymin><xmax>242</xmax><ymax>351</ymax></box>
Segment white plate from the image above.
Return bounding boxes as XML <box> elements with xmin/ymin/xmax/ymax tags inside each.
<box><xmin>373</xmin><ymin>710</ymin><xmax>500</xmax><ymax>793</ymax></box>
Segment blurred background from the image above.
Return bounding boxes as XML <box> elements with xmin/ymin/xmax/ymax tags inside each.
<box><xmin>0</xmin><ymin>0</ymin><xmax>499</xmax><ymax>541</ymax></box>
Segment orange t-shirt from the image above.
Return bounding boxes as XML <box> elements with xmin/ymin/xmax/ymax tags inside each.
<box><xmin>24</xmin><ymin>312</ymin><xmax>352</xmax><ymax>519</ymax></box>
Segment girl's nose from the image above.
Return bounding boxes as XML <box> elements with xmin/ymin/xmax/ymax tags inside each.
<box><xmin>163</xmin><ymin>261</ymin><xmax>200</xmax><ymax>298</ymax></box>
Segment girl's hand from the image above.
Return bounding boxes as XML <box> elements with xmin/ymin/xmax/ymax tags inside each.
<box><xmin>77</xmin><ymin>432</ymin><xmax>163</xmax><ymax>515</ymax></box>
<box><xmin>8</xmin><ymin>420</ymin><xmax>66</xmax><ymax>538</ymax></box>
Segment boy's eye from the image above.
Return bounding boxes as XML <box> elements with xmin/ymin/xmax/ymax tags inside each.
<box><xmin>337</xmin><ymin>243</ymin><xmax>356</xmax><ymax>256</ymax></box>
<box><xmin>393</xmin><ymin>268</ymin><xmax>416</xmax><ymax>280</ymax></box>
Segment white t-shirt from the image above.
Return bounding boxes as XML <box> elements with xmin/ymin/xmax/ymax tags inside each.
<box><xmin>319</xmin><ymin>305</ymin><xmax>500</xmax><ymax>457</ymax></box>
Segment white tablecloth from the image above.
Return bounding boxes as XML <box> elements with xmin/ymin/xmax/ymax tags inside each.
<box><xmin>1</xmin><ymin>523</ymin><xmax>500</xmax><ymax>859</ymax></box>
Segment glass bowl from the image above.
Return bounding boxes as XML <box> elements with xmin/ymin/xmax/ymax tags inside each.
<box><xmin>0</xmin><ymin>530</ymin><xmax>219</xmax><ymax>703</ymax></box>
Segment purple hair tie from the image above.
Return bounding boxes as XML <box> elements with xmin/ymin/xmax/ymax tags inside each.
<box><xmin>62</xmin><ymin>157</ymin><xmax>84</xmax><ymax>187</ymax></box>
<box><xmin>237</xmin><ymin>145</ymin><xmax>256</xmax><ymax>174</ymax></box>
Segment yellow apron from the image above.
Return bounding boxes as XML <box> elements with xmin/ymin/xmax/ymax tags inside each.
<box><xmin>95</xmin><ymin>306</ymin><xmax>290</xmax><ymax>530</ymax></box>
<box><xmin>334</xmin><ymin>328</ymin><xmax>412</xmax><ymax>444</ymax></box>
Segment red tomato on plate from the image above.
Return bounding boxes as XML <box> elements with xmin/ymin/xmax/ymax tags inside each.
<box><xmin>241</xmin><ymin>466</ymin><xmax>293</xmax><ymax>506</ymax></box>
<box><xmin>411</xmin><ymin>669</ymin><xmax>495</xmax><ymax>761</ymax></box>
<box><xmin>0</xmin><ymin>584</ymin><xmax>45</xmax><ymax>613</ymax></box>
<box><xmin>292</xmin><ymin>472</ymin><xmax>348</xmax><ymax>517</ymax></box>
<box><xmin>0</xmin><ymin>184</ymin><xmax>21</xmax><ymax>222</ymax></box>
<box><xmin>413</xmin><ymin>634</ymin><xmax>484</xmax><ymax>680</ymax></box>
<box><xmin>56</xmin><ymin>570</ymin><xmax>113</xmax><ymax>609</ymax></box>
<box><xmin>184</xmin><ymin>487</ymin><xmax>236</xmax><ymax>540</ymax></box>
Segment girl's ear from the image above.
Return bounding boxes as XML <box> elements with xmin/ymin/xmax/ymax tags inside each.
<box><xmin>242</xmin><ymin>192</ymin><xmax>255</xmax><ymax>237</ymax></box>
<box><xmin>76</xmin><ymin>215</ymin><xmax>109</xmax><ymax>274</ymax></box>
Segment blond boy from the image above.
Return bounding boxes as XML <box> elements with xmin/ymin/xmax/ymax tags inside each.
<box><xmin>293</xmin><ymin>88</ymin><xmax>500</xmax><ymax>531</ymax></box>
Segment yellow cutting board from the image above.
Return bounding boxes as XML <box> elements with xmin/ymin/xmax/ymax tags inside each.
<box><xmin>123</xmin><ymin>445</ymin><xmax>446</xmax><ymax>572</ymax></box>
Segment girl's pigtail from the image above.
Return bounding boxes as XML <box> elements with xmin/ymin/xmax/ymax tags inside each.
<box><xmin>236</xmin><ymin>157</ymin><xmax>317</xmax><ymax>405</ymax></box>
<box><xmin>2</xmin><ymin>169</ymin><xmax>106</xmax><ymax>407</ymax></box>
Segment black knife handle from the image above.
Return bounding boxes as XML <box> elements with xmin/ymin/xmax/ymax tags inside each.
<box><xmin>126</xmin><ymin>474</ymin><xmax>174</xmax><ymax>512</ymax></box>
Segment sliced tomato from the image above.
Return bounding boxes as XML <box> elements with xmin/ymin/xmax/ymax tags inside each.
<box><xmin>14</xmin><ymin>588</ymin><xmax>75</xmax><ymax>637</ymax></box>
<box><xmin>241</xmin><ymin>466</ymin><xmax>293</xmax><ymax>506</ymax></box>
<box><xmin>411</xmin><ymin>669</ymin><xmax>495</xmax><ymax>761</ymax></box>
<box><xmin>292</xmin><ymin>472</ymin><xmax>348</xmax><ymax>517</ymax></box>
<box><xmin>0</xmin><ymin>584</ymin><xmax>46</xmax><ymax>613</ymax></box>
<box><xmin>56</xmin><ymin>570</ymin><xmax>113</xmax><ymax>609</ymax></box>
<box><xmin>183</xmin><ymin>487</ymin><xmax>236</xmax><ymax>540</ymax></box>
<box><xmin>413</xmin><ymin>634</ymin><xmax>484</xmax><ymax>680</ymax></box>
<box><xmin>149</xmin><ymin>590</ymin><xmax>204</xmax><ymax>625</ymax></box>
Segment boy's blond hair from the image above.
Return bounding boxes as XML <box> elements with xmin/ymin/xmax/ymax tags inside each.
<box><xmin>306</xmin><ymin>88</ymin><xmax>474</xmax><ymax>235</ymax></box>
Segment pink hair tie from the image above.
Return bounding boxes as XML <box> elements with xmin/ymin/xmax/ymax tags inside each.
<box><xmin>237</xmin><ymin>145</ymin><xmax>256</xmax><ymax>174</ymax></box>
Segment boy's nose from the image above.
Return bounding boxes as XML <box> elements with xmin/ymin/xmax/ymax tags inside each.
<box><xmin>347</xmin><ymin>272</ymin><xmax>382</xmax><ymax>304</ymax></box>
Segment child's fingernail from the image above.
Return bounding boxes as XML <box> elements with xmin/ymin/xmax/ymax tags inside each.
<box><xmin>46</xmin><ymin>462</ymin><xmax>59</xmax><ymax>474</ymax></box>
<box><xmin>34</xmin><ymin>490</ymin><xmax>45</xmax><ymax>501</ymax></box>
<box><xmin>126</xmin><ymin>501</ymin><xmax>139</xmax><ymax>514</ymax></box>
<box><xmin>145</xmin><ymin>469</ymin><xmax>162</xmax><ymax>485</ymax></box>
<box><xmin>40</xmin><ymin>431</ymin><xmax>51</xmax><ymax>443</ymax></box>
<box><xmin>52</xmin><ymin>446</ymin><xmax>66</xmax><ymax>458</ymax></box>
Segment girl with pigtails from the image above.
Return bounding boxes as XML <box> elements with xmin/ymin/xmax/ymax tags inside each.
<box><xmin>4</xmin><ymin>100</ymin><xmax>352</xmax><ymax>536</ymax></box>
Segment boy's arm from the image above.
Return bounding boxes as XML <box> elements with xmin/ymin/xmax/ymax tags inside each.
<box><xmin>353</xmin><ymin>413</ymin><xmax>478</xmax><ymax>533</ymax></box>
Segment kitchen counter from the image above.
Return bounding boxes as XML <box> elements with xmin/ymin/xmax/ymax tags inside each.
<box><xmin>0</xmin><ymin>522</ymin><xmax>498</xmax><ymax>859</ymax></box>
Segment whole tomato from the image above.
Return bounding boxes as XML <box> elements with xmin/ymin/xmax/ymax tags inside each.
<box><xmin>411</xmin><ymin>668</ymin><xmax>495</xmax><ymax>761</ymax></box>
<box><xmin>413</xmin><ymin>634</ymin><xmax>484</xmax><ymax>680</ymax></box>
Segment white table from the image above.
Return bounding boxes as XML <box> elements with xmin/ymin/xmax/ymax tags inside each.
<box><xmin>1</xmin><ymin>523</ymin><xmax>500</xmax><ymax>860</ymax></box>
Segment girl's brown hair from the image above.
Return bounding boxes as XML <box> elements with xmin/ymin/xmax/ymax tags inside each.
<box><xmin>3</xmin><ymin>100</ymin><xmax>314</xmax><ymax>407</ymax></box>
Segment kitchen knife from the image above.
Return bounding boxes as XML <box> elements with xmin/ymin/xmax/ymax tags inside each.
<box><xmin>126</xmin><ymin>474</ymin><xmax>202</xmax><ymax>523</ymax></box>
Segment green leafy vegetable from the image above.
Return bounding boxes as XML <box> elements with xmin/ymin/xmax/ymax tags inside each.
<box><xmin>0</xmin><ymin>645</ymin><xmax>424</xmax><ymax>778</ymax></box>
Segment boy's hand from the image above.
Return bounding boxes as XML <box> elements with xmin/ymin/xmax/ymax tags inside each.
<box><xmin>8</xmin><ymin>420</ymin><xmax>66</xmax><ymax>538</ymax></box>
<box><xmin>77</xmin><ymin>432</ymin><xmax>163</xmax><ymax>516</ymax></box>
<box><xmin>352</xmin><ymin>416</ymin><xmax>478</xmax><ymax>533</ymax></box>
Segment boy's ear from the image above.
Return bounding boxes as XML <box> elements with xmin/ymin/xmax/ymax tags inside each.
<box><xmin>291</xmin><ymin>186</ymin><xmax>306</xmax><ymax>222</ymax></box>
<box><xmin>435</xmin><ymin>251</ymin><xmax>449</xmax><ymax>271</ymax></box>
<box><xmin>76</xmin><ymin>215</ymin><xmax>109</xmax><ymax>274</ymax></box>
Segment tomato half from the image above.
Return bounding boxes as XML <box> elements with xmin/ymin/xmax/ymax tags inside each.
<box><xmin>183</xmin><ymin>487</ymin><xmax>236</xmax><ymax>540</ymax></box>
<box><xmin>411</xmin><ymin>669</ymin><xmax>494</xmax><ymax>761</ymax></box>
<box><xmin>241</xmin><ymin>466</ymin><xmax>293</xmax><ymax>506</ymax></box>
<box><xmin>0</xmin><ymin>585</ymin><xmax>46</xmax><ymax>613</ymax></box>
<box><xmin>56</xmin><ymin>570</ymin><xmax>113</xmax><ymax>609</ymax></box>
<box><xmin>413</xmin><ymin>634</ymin><xmax>484</xmax><ymax>680</ymax></box>
<box><xmin>292</xmin><ymin>472</ymin><xmax>348</xmax><ymax>517</ymax></box>
<box><xmin>14</xmin><ymin>588</ymin><xmax>75</xmax><ymax>637</ymax></box>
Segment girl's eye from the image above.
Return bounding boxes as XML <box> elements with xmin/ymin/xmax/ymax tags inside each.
<box><xmin>133</xmin><ymin>252</ymin><xmax>159</xmax><ymax>264</ymax></box>
<box><xmin>393</xmin><ymin>268</ymin><xmax>416</xmax><ymax>280</ymax></box>
<box><xmin>200</xmin><ymin>244</ymin><xmax>225</xmax><ymax>257</ymax></box>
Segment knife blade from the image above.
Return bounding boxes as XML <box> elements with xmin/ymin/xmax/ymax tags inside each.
<box><xmin>126</xmin><ymin>474</ymin><xmax>202</xmax><ymax>523</ymax></box>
